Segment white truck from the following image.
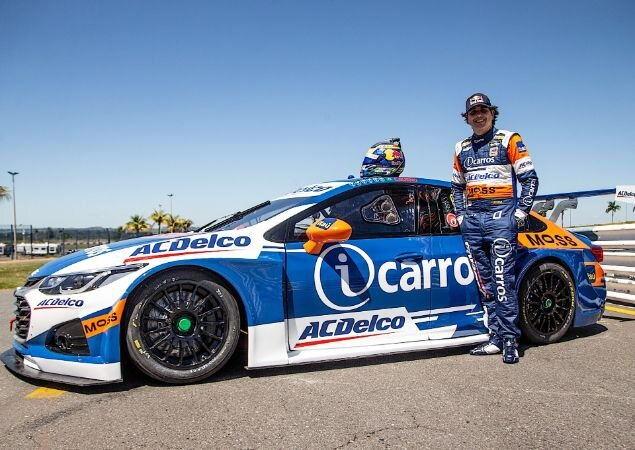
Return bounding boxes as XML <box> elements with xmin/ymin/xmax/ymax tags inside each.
<box><xmin>16</xmin><ymin>243</ymin><xmax>60</xmax><ymax>255</ymax></box>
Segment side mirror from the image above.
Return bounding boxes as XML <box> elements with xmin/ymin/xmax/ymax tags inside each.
<box><xmin>303</xmin><ymin>218</ymin><xmax>352</xmax><ymax>255</ymax></box>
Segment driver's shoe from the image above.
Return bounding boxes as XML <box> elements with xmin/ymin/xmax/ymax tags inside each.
<box><xmin>470</xmin><ymin>339</ymin><xmax>502</xmax><ymax>356</ymax></box>
<box><xmin>502</xmin><ymin>338</ymin><xmax>519</xmax><ymax>364</ymax></box>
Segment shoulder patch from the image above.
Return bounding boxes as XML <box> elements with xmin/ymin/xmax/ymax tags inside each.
<box><xmin>456</xmin><ymin>139</ymin><xmax>469</xmax><ymax>155</ymax></box>
<box><xmin>516</xmin><ymin>140</ymin><xmax>528</xmax><ymax>153</ymax></box>
<box><xmin>496</xmin><ymin>129</ymin><xmax>517</xmax><ymax>147</ymax></box>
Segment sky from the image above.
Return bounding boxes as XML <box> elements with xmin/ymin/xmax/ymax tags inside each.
<box><xmin>1</xmin><ymin>0</ymin><xmax>634</xmax><ymax>229</ymax></box>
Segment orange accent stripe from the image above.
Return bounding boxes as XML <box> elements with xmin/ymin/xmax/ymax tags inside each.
<box><xmin>506</xmin><ymin>134</ymin><xmax>530</xmax><ymax>164</ymax></box>
<box><xmin>518</xmin><ymin>213</ymin><xmax>589</xmax><ymax>250</ymax></box>
<box><xmin>82</xmin><ymin>299</ymin><xmax>127</xmax><ymax>339</ymax></box>
<box><xmin>466</xmin><ymin>185</ymin><xmax>514</xmax><ymax>199</ymax></box>
<box><xmin>123</xmin><ymin>248</ymin><xmax>234</xmax><ymax>264</ymax></box>
<box><xmin>584</xmin><ymin>262</ymin><xmax>605</xmax><ymax>287</ymax></box>
<box><xmin>294</xmin><ymin>332</ymin><xmax>395</xmax><ymax>348</ymax></box>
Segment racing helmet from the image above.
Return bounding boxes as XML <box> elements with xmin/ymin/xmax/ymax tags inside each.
<box><xmin>360</xmin><ymin>137</ymin><xmax>405</xmax><ymax>178</ymax></box>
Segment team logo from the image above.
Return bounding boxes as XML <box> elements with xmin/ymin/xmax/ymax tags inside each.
<box><xmin>315</xmin><ymin>218</ymin><xmax>336</xmax><ymax>230</ymax></box>
<box><xmin>464</xmin><ymin>156</ymin><xmax>495</xmax><ymax>167</ymax></box>
<box><xmin>313</xmin><ymin>244</ymin><xmax>475</xmax><ymax>312</ymax></box>
<box><xmin>35</xmin><ymin>298</ymin><xmax>85</xmax><ymax>309</ymax></box>
<box><xmin>586</xmin><ymin>266</ymin><xmax>596</xmax><ymax>282</ymax></box>
<box><xmin>314</xmin><ymin>244</ymin><xmax>374</xmax><ymax>311</ymax></box>
<box><xmin>86</xmin><ymin>245</ymin><xmax>112</xmax><ymax>258</ymax></box>
<box><xmin>492</xmin><ymin>238</ymin><xmax>512</xmax><ymax>258</ymax></box>
<box><xmin>469</xmin><ymin>95</ymin><xmax>484</xmax><ymax>105</ymax></box>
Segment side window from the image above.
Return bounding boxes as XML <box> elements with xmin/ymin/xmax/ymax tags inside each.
<box><xmin>289</xmin><ymin>186</ymin><xmax>416</xmax><ymax>241</ymax></box>
<box><xmin>523</xmin><ymin>214</ymin><xmax>548</xmax><ymax>233</ymax></box>
<box><xmin>418</xmin><ymin>186</ymin><xmax>460</xmax><ymax>235</ymax></box>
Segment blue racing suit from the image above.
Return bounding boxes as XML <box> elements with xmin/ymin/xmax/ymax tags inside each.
<box><xmin>451</xmin><ymin>128</ymin><xmax>538</xmax><ymax>340</ymax></box>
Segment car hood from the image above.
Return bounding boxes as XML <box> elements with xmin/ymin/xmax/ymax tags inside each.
<box><xmin>29</xmin><ymin>233</ymin><xmax>191</xmax><ymax>279</ymax></box>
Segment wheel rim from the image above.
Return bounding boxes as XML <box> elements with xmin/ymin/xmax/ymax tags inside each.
<box><xmin>524</xmin><ymin>269</ymin><xmax>572</xmax><ymax>334</ymax></box>
<box><xmin>138</xmin><ymin>280</ymin><xmax>227</xmax><ymax>370</ymax></box>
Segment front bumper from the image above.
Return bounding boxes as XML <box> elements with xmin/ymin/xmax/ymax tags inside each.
<box><xmin>1</xmin><ymin>348</ymin><xmax>120</xmax><ymax>386</ymax></box>
<box><xmin>5</xmin><ymin>280</ymin><xmax>131</xmax><ymax>386</ymax></box>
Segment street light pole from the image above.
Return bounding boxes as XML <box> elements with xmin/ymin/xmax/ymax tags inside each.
<box><xmin>8</xmin><ymin>171</ymin><xmax>19</xmax><ymax>260</ymax></box>
<box><xmin>168</xmin><ymin>193</ymin><xmax>174</xmax><ymax>216</ymax></box>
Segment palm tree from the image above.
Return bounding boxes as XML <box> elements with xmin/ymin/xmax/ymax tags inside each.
<box><xmin>123</xmin><ymin>215</ymin><xmax>150</xmax><ymax>237</ymax></box>
<box><xmin>165</xmin><ymin>214</ymin><xmax>180</xmax><ymax>233</ymax></box>
<box><xmin>0</xmin><ymin>186</ymin><xmax>10</xmax><ymax>200</ymax></box>
<box><xmin>605</xmin><ymin>201</ymin><xmax>621</xmax><ymax>224</ymax></box>
<box><xmin>177</xmin><ymin>218</ymin><xmax>194</xmax><ymax>232</ymax></box>
<box><xmin>150</xmin><ymin>209</ymin><xmax>168</xmax><ymax>234</ymax></box>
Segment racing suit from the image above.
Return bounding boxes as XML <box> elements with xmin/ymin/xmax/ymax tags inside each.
<box><xmin>451</xmin><ymin>128</ymin><xmax>538</xmax><ymax>342</ymax></box>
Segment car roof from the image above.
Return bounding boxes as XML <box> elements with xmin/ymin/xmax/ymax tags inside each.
<box><xmin>284</xmin><ymin>177</ymin><xmax>451</xmax><ymax>206</ymax></box>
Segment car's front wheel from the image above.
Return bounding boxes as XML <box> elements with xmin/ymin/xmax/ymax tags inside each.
<box><xmin>519</xmin><ymin>262</ymin><xmax>576</xmax><ymax>344</ymax></box>
<box><xmin>125</xmin><ymin>269</ymin><xmax>240</xmax><ymax>384</ymax></box>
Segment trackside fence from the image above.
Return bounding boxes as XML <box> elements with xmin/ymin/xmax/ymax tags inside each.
<box><xmin>570</xmin><ymin>223</ymin><xmax>635</xmax><ymax>306</ymax></box>
<box><xmin>0</xmin><ymin>225</ymin><xmax>154</xmax><ymax>257</ymax></box>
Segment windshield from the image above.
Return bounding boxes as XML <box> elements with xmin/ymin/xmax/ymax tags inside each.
<box><xmin>200</xmin><ymin>197</ymin><xmax>308</xmax><ymax>232</ymax></box>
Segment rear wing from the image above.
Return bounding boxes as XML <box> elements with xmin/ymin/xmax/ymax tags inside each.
<box><xmin>533</xmin><ymin>188</ymin><xmax>616</xmax><ymax>223</ymax></box>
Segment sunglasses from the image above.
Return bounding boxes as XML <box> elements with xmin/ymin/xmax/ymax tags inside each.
<box><xmin>468</xmin><ymin>107</ymin><xmax>491</xmax><ymax>116</ymax></box>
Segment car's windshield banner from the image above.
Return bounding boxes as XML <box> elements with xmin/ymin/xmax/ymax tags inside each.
<box><xmin>276</xmin><ymin>182</ymin><xmax>348</xmax><ymax>199</ymax></box>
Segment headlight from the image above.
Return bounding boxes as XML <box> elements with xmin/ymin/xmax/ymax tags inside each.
<box><xmin>39</xmin><ymin>264</ymin><xmax>146</xmax><ymax>295</ymax></box>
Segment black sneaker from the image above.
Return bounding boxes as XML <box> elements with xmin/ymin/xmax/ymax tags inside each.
<box><xmin>502</xmin><ymin>338</ymin><xmax>519</xmax><ymax>364</ymax></box>
<box><xmin>470</xmin><ymin>341</ymin><xmax>502</xmax><ymax>356</ymax></box>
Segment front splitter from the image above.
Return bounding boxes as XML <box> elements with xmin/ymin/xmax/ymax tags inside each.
<box><xmin>1</xmin><ymin>349</ymin><xmax>121</xmax><ymax>387</ymax></box>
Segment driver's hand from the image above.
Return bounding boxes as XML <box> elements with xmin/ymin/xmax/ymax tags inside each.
<box><xmin>514</xmin><ymin>209</ymin><xmax>528</xmax><ymax>226</ymax></box>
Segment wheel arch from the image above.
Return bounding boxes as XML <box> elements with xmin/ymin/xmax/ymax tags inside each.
<box><xmin>516</xmin><ymin>252</ymin><xmax>580</xmax><ymax>343</ymax></box>
<box><xmin>517</xmin><ymin>253</ymin><xmax>577</xmax><ymax>296</ymax></box>
<box><xmin>120</xmin><ymin>264</ymin><xmax>249</xmax><ymax>344</ymax></box>
<box><xmin>516</xmin><ymin>252</ymin><xmax>580</xmax><ymax>324</ymax></box>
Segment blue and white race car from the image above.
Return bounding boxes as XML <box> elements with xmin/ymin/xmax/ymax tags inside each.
<box><xmin>2</xmin><ymin>177</ymin><xmax>606</xmax><ymax>385</ymax></box>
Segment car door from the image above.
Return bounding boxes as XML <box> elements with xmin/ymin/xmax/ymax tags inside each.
<box><xmin>418</xmin><ymin>185</ymin><xmax>487</xmax><ymax>339</ymax></box>
<box><xmin>284</xmin><ymin>185</ymin><xmax>432</xmax><ymax>351</ymax></box>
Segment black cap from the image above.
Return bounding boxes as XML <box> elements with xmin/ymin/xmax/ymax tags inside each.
<box><xmin>465</xmin><ymin>93</ymin><xmax>494</xmax><ymax>113</ymax></box>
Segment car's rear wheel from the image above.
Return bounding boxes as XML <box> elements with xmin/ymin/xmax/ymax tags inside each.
<box><xmin>125</xmin><ymin>269</ymin><xmax>240</xmax><ymax>384</ymax></box>
<box><xmin>519</xmin><ymin>262</ymin><xmax>576</xmax><ymax>344</ymax></box>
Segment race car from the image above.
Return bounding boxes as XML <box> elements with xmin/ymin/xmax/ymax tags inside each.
<box><xmin>2</xmin><ymin>177</ymin><xmax>606</xmax><ymax>385</ymax></box>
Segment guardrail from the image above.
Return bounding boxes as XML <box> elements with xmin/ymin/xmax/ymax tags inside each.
<box><xmin>570</xmin><ymin>224</ymin><xmax>635</xmax><ymax>306</ymax></box>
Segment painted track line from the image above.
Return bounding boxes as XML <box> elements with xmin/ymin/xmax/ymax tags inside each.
<box><xmin>605</xmin><ymin>304</ymin><xmax>635</xmax><ymax>316</ymax></box>
<box><xmin>25</xmin><ymin>387</ymin><xmax>66</xmax><ymax>399</ymax></box>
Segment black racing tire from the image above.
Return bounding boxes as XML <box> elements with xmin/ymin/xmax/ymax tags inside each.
<box><xmin>519</xmin><ymin>262</ymin><xmax>576</xmax><ymax>344</ymax></box>
<box><xmin>124</xmin><ymin>269</ymin><xmax>240</xmax><ymax>384</ymax></box>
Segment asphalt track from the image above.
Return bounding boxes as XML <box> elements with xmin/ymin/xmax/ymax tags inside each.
<box><xmin>0</xmin><ymin>289</ymin><xmax>633</xmax><ymax>449</ymax></box>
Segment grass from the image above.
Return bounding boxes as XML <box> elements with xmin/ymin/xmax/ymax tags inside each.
<box><xmin>0</xmin><ymin>259</ymin><xmax>53</xmax><ymax>290</ymax></box>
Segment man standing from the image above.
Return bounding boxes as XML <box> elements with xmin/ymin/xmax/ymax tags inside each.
<box><xmin>451</xmin><ymin>93</ymin><xmax>539</xmax><ymax>364</ymax></box>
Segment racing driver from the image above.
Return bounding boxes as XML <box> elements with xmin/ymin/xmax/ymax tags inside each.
<box><xmin>451</xmin><ymin>93</ymin><xmax>539</xmax><ymax>364</ymax></box>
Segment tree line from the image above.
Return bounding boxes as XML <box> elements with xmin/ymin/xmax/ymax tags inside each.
<box><xmin>123</xmin><ymin>210</ymin><xmax>194</xmax><ymax>235</ymax></box>
<box><xmin>0</xmin><ymin>187</ymin><xmax>194</xmax><ymax>236</ymax></box>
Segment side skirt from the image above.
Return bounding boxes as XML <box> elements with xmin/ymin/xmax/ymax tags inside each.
<box><xmin>246</xmin><ymin>322</ymin><xmax>488</xmax><ymax>369</ymax></box>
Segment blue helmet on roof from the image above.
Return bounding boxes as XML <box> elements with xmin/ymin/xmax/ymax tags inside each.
<box><xmin>360</xmin><ymin>137</ymin><xmax>405</xmax><ymax>178</ymax></box>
